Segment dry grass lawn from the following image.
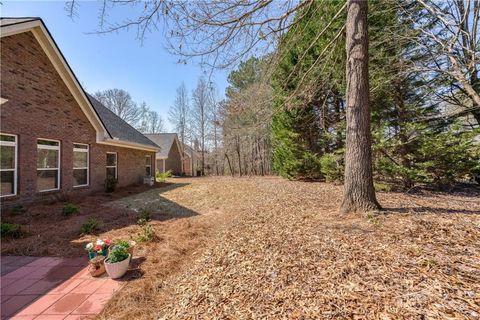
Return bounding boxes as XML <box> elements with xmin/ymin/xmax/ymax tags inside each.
<box><xmin>2</xmin><ymin>177</ymin><xmax>480</xmax><ymax>319</ymax></box>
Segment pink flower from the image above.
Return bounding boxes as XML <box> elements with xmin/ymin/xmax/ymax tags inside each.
<box><xmin>104</xmin><ymin>239</ymin><xmax>111</xmax><ymax>246</ymax></box>
<box><xmin>94</xmin><ymin>245</ymin><xmax>102</xmax><ymax>252</ymax></box>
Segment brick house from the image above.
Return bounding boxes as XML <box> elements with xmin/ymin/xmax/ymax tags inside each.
<box><xmin>0</xmin><ymin>18</ymin><xmax>160</xmax><ymax>205</ymax></box>
<box><xmin>145</xmin><ymin>133</ymin><xmax>184</xmax><ymax>176</ymax></box>
<box><xmin>182</xmin><ymin>143</ymin><xmax>201</xmax><ymax>177</ymax></box>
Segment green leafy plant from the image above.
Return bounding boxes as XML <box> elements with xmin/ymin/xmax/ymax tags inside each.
<box><xmin>319</xmin><ymin>152</ymin><xmax>344</xmax><ymax>182</ymax></box>
<box><xmin>136</xmin><ymin>224</ymin><xmax>156</xmax><ymax>243</ymax></box>
<box><xmin>374</xmin><ymin>182</ymin><xmax>392</xmax><ymax>192</ymax></box>
<box><xmin>156</xmin><ymin>169</ymin><xmax>172</xmax><ymax>182</ymax></box>
<box><xmin>116</xmin><ymin>239</ymin><xmax>130</xmax><ymax>249</ymax></box>
<box><xmin>1</xmin><ymin>222</ymin><xmax>23</xmax><ymax>238</ymax></box>
<box><xmin>137</xmin><ymin>208</ymin><xmax>151</xmax><ymax>224</ymax></box>
<box><xmin>107</xmin><ymin>245</ymin><xmax>129</xmax><ymax>263</ymax></box>
<box><xmin>81</xmin><ymin>218</ymin><xmax>99</xmax><ymax>234</ymax></box>
<box><xmin>104</xmin><ymin>177</ymin><xmax>118</xmax><ymax>193</ymax></box>
<box><xmin>11</xmin><ymin>205</ymin><xmax>26</xmax><ymax>215</ymax></box>
<box><xmin>62</xmin><ymin>203</ymin><xmax>79</xmax><ymax>217</ymax></box>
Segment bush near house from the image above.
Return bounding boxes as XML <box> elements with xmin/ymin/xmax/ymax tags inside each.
<box><xmin>156</xmin><ymin>169</ymin><xmax>173</xmax><ymax>182</ymax></box>
<box><xmin>81</xmin><ymin>218</ymin><xmax>99</xmax><ymax>234</ymax></box>
<box><xmin>11</xmin><ymin>205</ymin><xmax>27</xmax><ymax>215</ymax></box>
<box><xmin>63</xmin><ymin>203</ymin><xmax>79</xmax><ymax>217</ymax></box>
<box><xmin>1</xmin><ymin>222</ymin><xmax>23</xmax><ymax>239</ymax></box>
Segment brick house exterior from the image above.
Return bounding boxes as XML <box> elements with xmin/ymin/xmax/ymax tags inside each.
<box><xmin>145</xmin><ymin>134</ymin><xmax>183</xmax><ymax>176</ymax></box>
<box><xmin>0</xmin><ymin>18</ymin><xmax>159</xmax><ymax>206</ymax></box>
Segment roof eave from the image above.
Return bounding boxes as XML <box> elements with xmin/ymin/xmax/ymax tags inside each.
<box><xmin>98</xmin><ymin>138</ymin><xmax>160</xmax><ymax>152</ymax></box>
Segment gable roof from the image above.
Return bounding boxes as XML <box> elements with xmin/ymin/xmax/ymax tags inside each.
<box><xmin>1</xmin><ymin>17</ymin><xmax>159</xmax><ymax>152</ymax></box>
<box><xmin>182</xmin><ymin>143</ymin><xmax>199</xmax><ymax>158</ymax></box>
<box><xmin>88</xmin><ymin>95</ymin><xmax>159</xmax><ymax>148</ymax></box>
<box><xmin>145</xmin><ymin>133</ymin><xmax>182</xmax><ymax>158</ymax></box>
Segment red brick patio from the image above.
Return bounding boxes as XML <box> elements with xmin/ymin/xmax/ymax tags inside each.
<box><xmin>1</xmin><ymin>256</ymin><xmax>124</xmax><ymax>319</ymax></box>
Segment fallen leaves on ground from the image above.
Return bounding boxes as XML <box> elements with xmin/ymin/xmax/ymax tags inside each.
<box><xmin>96</xmin><ymin>177</ymin><xmax>480</xmax><ymax>320</ymax></box>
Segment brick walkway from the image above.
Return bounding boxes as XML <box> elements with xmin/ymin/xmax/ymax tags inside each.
<box><xmin>1</xmin><ymin>256</ymin><xmax>124</xmax><ymax>319</ymax></box>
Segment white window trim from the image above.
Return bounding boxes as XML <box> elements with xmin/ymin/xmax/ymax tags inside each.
<box><xmin>37</xmin><ymin>138</ymin><xmax>61</xmax><ymax>192</ymax></box>
<box><xmin>0</xmin><ymin>133</ymin><xmax>18</xmax><ymax>197</ymax></box>
<box><xmin>73</xmin><ymin>143</ymin><xmax>89</xmax><ymax>187</ymax></box>
<box><xmin>145</xmin><ymin>155</ymin><xmax>152</xmax><ymax>177</ymax></box>
<box><xmin>106</xmin><ymin>152</ymin><xmax>118</xmax><ymax>179</ymax></box>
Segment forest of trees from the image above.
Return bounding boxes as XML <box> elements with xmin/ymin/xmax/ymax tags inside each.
<box><xmin>94</xmin><ymin>89</ymin><xmax>165</xmax><ymax>134</ymax></box>
<box><xmin>165</xmin><ymin>0</ymin><xmax>479</xmax><ymax>189</ymax></box>
<box><xmin>76</xmin><ymin>0</ymin><xmax>480</xmax><ymax>212</ymax></box>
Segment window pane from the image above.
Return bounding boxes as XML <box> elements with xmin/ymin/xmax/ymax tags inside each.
<box><xmin>106</xmin><ymin>167</ymin><xmax>116</xmax><ymax>179</ymax></box>
<box><xmin>38</xmin><ymin>139</ymin><xmax>59</xmax><ymax>146</ymax></box>
<box><xmin>37</xmin><ymin>149</ymin><xmax>58</xmax><ymax>168</ymax></box>
<box><xmin>73</xmin><ymin>144</ymin><xmax>88</xmax><ymax>150</ymax></box>
<box><xmin>0</xmin><ymin>171</ymin><xmax>14</xmax><ymax>195</ymax></box>
<box><xmin>74</xmin><ymin>151</ymin><xmax>88</xmax><ymax>168</ymax></box>
<box><xmin>106</xmin><ymin>153</ymin><xmax>116</xmax><ymax>166</ymax></box>
<box><xmin>0</xmin><ymin>135</ymin><xmax>15</xmax><ymax>142</ymax></box>
<box><xmin>146</xmin><ymin>166</ymin><xmax>151</xmax><ymax>176</ymax></box>
<box><xmin>145</xmin><ymin>156</ymin><xmax>151</xmax><ymax>165</ymax></box>
<box><xmin>0</xmin><ymin>146</ymin><xmax>15</xmax><ymax>169</ymax></box>
<box><xmin>37</xmin><ymin>169</ymin><xmax>58</xmax><ymax>191</ymax></box>
<box><xmin>73</xmin><ymin>169</ymin><xmax>88</xmax><ymax>186</ymax></box>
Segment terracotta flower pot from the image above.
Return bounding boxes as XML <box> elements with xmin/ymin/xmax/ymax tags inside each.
<box><xmin>127</xmin><ymin>240</ymin><xmax>136</xmax><ymax>257</ymax></box>
<box><xmin>105</xmin><ymin>254</ymin><xmax>131</xmax><ymax>279</ymax></box>
<box><xmin>88</xmin><ymin>256</ymin><xmax>106</xmax><ymax>277</ymax></box>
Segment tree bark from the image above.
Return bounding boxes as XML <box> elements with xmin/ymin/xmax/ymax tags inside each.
<box><xmin>340</xmin><ymin>0</ymin><xmax>381</xmax><ymax>213</ymax></box>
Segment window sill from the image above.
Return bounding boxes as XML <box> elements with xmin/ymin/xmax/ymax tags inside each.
<box><xmin>73</xmin><ymin>185</ymin><xmax>90</xmax><ymax>189</ymax></box>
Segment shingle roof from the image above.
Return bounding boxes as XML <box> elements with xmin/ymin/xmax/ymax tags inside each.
<box><xmin>144</xmin><ymin>133</ymin><xmax>180</xmax><ymax>158</ymax></box>
<box><xmin>87</xmin><ymin>95</ymin><xmax>159</xmax><ymax>149</ymax></box>
<box><xmin>0</xmin><ymin>17</ymin><xmax>40</xmax><ymax>27</ymax></box>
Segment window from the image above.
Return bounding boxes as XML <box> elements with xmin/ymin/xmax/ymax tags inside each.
<box><xmin>0</xmin><ymin>134</ymin><xmax>17</xmax><ymax>197</ymax></box>
<box><xmin>37</xmin><ymin>139</ymin><xmax>60</xmax><ymax>192</ymax></box>
<box><xmin>106</xmin><ymin>152</ymin><xmax>117</xmax><ymax>180</ymax></box>
<box><xmin>73</xmin><ymin>144</ymin><xmax>89</xmax><ymax>187</ymax></box>
<box><xmin>145</xmin><ymin>155</ymin><xmax>152</xmax><ymax>176</ymax></box>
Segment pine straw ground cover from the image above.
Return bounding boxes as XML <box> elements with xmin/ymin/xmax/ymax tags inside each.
<box><xmin>2</xmin><ymin>177</ymin><xmax>479</xmax><ymax>319</ymax></box>
<box><xmin>96</xmin><ymin>177</ymin><xmax>479</xmax><ymax>320</ymax></box>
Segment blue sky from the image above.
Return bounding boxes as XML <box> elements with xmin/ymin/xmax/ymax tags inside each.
<box><xmin>2</xmin><ymin>1</ymin><xmax>230</xmax><ymax>130</ymax></box>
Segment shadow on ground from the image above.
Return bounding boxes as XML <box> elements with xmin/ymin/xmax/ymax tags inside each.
<box><xmin>1</xmin><ymin>182</ymin><xmax>200</xmax><ymax>258</ymax></box>
<box><xmin>384</xmin><ymin>206</ymin><xmax>480</xmax><ymax>215</ymax></box>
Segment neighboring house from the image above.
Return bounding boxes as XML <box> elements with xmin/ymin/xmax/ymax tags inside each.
<box><xmin>0</xmin><ymin>18</ymin><xmax>159</xmax><ymax>205</ymax></box>
<box><xmin>145</xmin><ymin>133</ymin><xmax>183</xmax><ymax>175</ymax></box>
<box><xmin>182</xmin><ymin>143</ymin><xmax>201</xmax><ymax>177</ymax></box>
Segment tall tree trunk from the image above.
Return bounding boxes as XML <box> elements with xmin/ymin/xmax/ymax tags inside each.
<box><xmin>340</xmin><ymin>0</ymin><xmax>381</xmax><ymax>213</ymax></box>
<box><xmin>225</xmin><ymin>153</ymin><xmax>234</xmax><ymax>177</ymax></box>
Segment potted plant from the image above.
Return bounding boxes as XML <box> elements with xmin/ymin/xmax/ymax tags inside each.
<box><xmin>85</xmin><ymin>239</ymin><xmax>111</xmax><ymax>260</ymax></box>
<box><xmin>104</xmin><ymin>245</ymin><xmax>130</xmax><ymax>279</ymax></box>
<box><xmin>115</xmin><ymin>239</ymin><xmax>137</xmax><ymax>258</ymax></box>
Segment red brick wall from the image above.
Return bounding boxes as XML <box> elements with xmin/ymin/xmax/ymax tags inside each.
<box><xmin>0</xmin><ymin>31</ymin><xmax>155</xmax><ymax>206</ymax></box>
<box><xmin>165</xmin><ymin>141</ymin><xmax>182</xmax><ymax>175</ymax></box>
<box><xmin>183</xmin><ymin>157</ymin><xmax>192</xmax><ymax>176</ymax></box>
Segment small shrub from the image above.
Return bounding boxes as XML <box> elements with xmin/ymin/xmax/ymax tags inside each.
<box><xmin>1</xmin><ymin>222</ymin><xmax>23</xmax><ymax>239</ymax></box>
<box><xmin>104</xmin><ymin>177</ymin><xmax>118</xmax><ymax>193</ymax></box>
<box><xmin>374</xmin><ymin>182</ymin><xmax>392</xmax><ymax>192</ymax></box>
<box><xmin>11</xmin><ymin>205</ymin><xmax>26</xmax><ymax>215</ymax></box>
<box><xmin>320</xmin><ymin>152</ymin><xmax>344</xmax><ymax>182</ymax></box>
<box><xmin>137</xmin><ymin>208</ymin><xmax>151</xmax><ymax>223</ymax></box>
<box><xmin>156</xmin><ymin>169</ymin><xmax>173</xmax><ymax>183</ymax></box>
<box><xmin>81</xmin><ymin>218</ymin><xmax>99</xmax><ymax>234</ymax></box>
<box><xmin>136</xmin><ymin>224</ymin><xmax>156</xmax><ymax>243</ymax></box>
<box><xmin>62</xmin><ymin>203</ymin><xmax>79</xmax><ymax>217</ymax></box>
<box><xmin>116</xmin><ymin>239</ymin><xmax>130</xmax><ymax>249</ymax></box>
<box><xmin>107</xmin><ymin>245</ymin><xmax>129</xmax><ymax>263</ymax></box>
<box><xmin>137</xmin><ymin>218</ymin><xmax>147</xmax><ymax>226</ymax></box>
